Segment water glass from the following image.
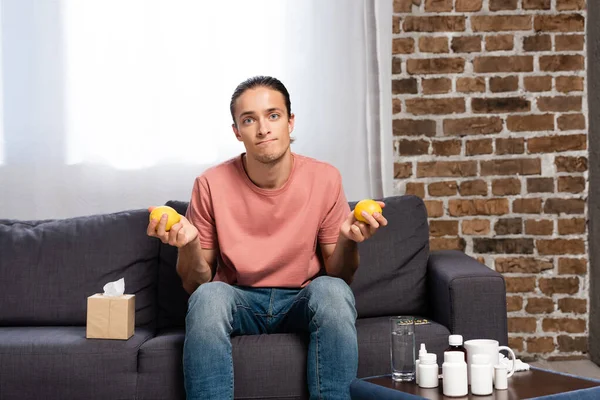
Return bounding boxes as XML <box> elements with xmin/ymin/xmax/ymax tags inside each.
<box><xmin>390</xmin><ymin>316</ymin><xmax>415</xmax><ymax>381</ymax></box>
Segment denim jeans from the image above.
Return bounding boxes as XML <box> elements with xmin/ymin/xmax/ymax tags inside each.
<box><xmin>183</xmin><ymin>276</ymin><xmax>358</xmax><ymax>400</ymax></box>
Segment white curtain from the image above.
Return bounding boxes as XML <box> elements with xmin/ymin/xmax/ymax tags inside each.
<box><xmin>0</xmin><ymin>0</ymin><xmax>392</xmax><ymax>220</ymax></box>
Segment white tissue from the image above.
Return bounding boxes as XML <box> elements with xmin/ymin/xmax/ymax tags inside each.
<box><xmin>499</xmin><ymin>354</ymin><xmax>530</xmax><ymax>372</ymax></box>
<box><xmin>103</xmin><ymin>278</ymin><xmax>125</xmax><ymax>297</ymax></box>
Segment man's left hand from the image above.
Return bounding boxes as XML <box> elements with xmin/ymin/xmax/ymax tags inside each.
<box><xmin>339</xmin><ymin>201</ymin><xmax>388</xmax><ymax>243</ymax></box>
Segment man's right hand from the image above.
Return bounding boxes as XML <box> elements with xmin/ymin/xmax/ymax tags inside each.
<box><xmin>146</xmin><ymin>207</ymin><xmax>199</xmax><ymax>248</ymax></box>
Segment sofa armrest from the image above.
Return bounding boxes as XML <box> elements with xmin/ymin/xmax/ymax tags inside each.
<box><xmin>427</xmin><ymin>250</ymin><xmax>508</xmax><ymax>346</ymax></box>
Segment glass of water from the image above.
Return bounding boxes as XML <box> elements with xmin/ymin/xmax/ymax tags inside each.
<box><xmin>390</xmin><ymin>316</ymin><xmax>415</xmax><ymax>381</ymax></box>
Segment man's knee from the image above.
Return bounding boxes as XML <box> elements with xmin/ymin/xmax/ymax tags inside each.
<box><xmin>187</xmin><ymin>281</ymin><xmax>235</xmax><ymax>320</ymax></box>
<box><xmin>307</xmin><ymin>276</ymin><xmax>356</xmax><ymax>321</ymax></box>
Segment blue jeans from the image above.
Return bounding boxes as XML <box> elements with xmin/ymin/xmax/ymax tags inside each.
<box><xmin>183</xmin><ymin>276</ymin><xmax>358</xmax><ymax>400</ymax></box>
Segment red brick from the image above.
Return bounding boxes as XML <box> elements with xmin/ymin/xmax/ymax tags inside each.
<box><xmin>496</xmin><ymin>257</ymin><xmax>552</xmax><ymax>273</ymax></box>
<box><xmin>507</xmin><ymin>114</ymin><xmax>554</xmax><ymax>132</ymax></box>
<box><xmin>392</xmin><ymin>99</ymin><xmax>402</xmax><ymax>114</ymax></box>
<box><xmin>537</xmin><ymin>239</ymin><xmax>585</xmax><ymax>255</ymax></box>
<box><xmin>542</xmin><ymin>318</ymin><xmax>585</xmax><ymax>333</ymax></box>
<box><xmin>537</xmin><ymin>96</ymin><xmax>582</xmax><ymax>112</ymax></box>
<box><xmin>466</xmin><ymin>139</ymin><xmax>493</xmax><ymax>155</ymax></box>
<box><xmin>485</xmin><ymin>35</ymin><xmax>514</xmax><ymax>51</ymax></box>
<box><xmin>505</xmin><ymin>277</ymin><xmax>536</xmax><ymax>293</ymax></box>
<box><xmin>462</xmin><ymin>219</ymin><xmax>491</xmax><ymax>235</ymax></box>
<box><xmin>457</xmin><ymin>77</ymin><xmax>486</xmax><ymax>93</ymax></box>
<box><xmin>393</xmin><ymin>16</ymin><xmax>401</xmax><ymax>34</ymax></box>
<box><xmin>451</xmin><ymin>36</ymin><xmax>482</xmax><ymax>53</ymax></box>
<box><xmin>526</xmin><ymin>298</ymin><xmax>555</xmax><ymax>314</ymax></box>
<box><xmin>525</xmin><ymin>219</ymin><xmax>553</xmax><ymax>235</ymax></box>
<box><xmin>509</xmin><ymin>337</ymin><xmax>524</xmax><ymax>352</ymax></box>
<box><xmin>556</xmin><ymin>0</ymin><xmax>585</xmax><ymax>11</ymax></box>
<box><xmin>428</xmin><ymin>181</ymin><xmax>458</xmax><ymax>197</ymax></box>
<box><xmin>527</xmin><ymin>177</ymin><xmax>554</xmax><ymax>193</ymax></box>
<box><xmin>558</xmin><ymin>114</ymin><xmax>586</xmax><ymax>131</ymax></box>
<box><xmin>393</xmin><ymin>38</ymin><xmax>415</xmax><ymax>54</ymax></box>
<box><xmin>507</xmin><ymin>296</ymin><xmax>523</xmax><ymax>312</ymax></box>
<box><xmin>496</xmin><ymin>138</ymin><xmax>525</xmax><ymax>155</ymax></box>
<box><xmin>524</xmin><ymin>76</ymin><xmax>552</xmax><ymax>92</ymax></box>
<box><xmin>419</xmin><ymin>36</ymin><xmax>449</xmax><ymax>53</ymax></box>
<box><xmin>443</xmin><ymin>117</ymin><xmax>503</xmax><ymax>136</ymax></box>
<box><xmin>539</xmin><ymin>277</ymin><xmax>580</xmax><ymax>295</ymax></box>
<box><xmin>558</xmin><ymin>176</ymin><xmax>585</xmax><ymax>193</ymax></box>
<box><xmin>492</xmin><ymin>178</ymin><xmax>521</xmax><ymax>195</ymax></box>
<box><xmin>473</xmin><ymin>56</ymin><xmax>534</xmax><ymax>73</ymax></box>
<box><xmin>540</xmin><ymin>55</ymin><xmax>584</xmax><ymax>71</ymax></box>
<box><xmin>398</xmin><ymin>139</ymin><xmax>430</xmax><ymax>156</ymax></box>
<box><xmin>555</xmin><ymin>35</ymin><xmax>585</xmax><ymax>51</ymax></box>
<box><xmin>403</xmin><ymin>16</ymin><xmax>466</xmax><ymax>32</ymax></box>
<box><xmin>430</xmin><ymin>237</ymin><xmax>466</xmax><ymax>251</ymax></box>
<box><xmin>406</xmin><ymin>98</ymin><xmax>466</xmax><ymax>115</ymax></box>
<box><xmin>557</xmin><ymin>336</ymin><xmax>588</xmax><ymax>353</ymax></box>
<box><xmin>422</xmin><ymin>78</ymin><xmax>452</xmax><ymax>94</ymax></box>
<box><xmin>527</xmin><ymin>134</ymin><xmax>587</xmax><ymax>153</ymax></box>
<box><xmin>535</xmin><ymin>14</ymin><xmax>585</xmax><ymax>32</ymax></box>
<box><xmin>472</xmin><ymin>16</ymin><xmax>532</xmax><ymax>32</ymax></box>
<box><xmin>392</xmin><ymin>57</ymin><xmax>402</xmax><ymax>74</ymax></box>
<box><xmin>495</xmin><ymin>218</ymin><xmax>522</xmax><ymax>235</ymax></box>
<box><xmin>456</xmin><ymin>0</ymin><xmax>483</xmax><ymax>12</ymax></box>
<box><xmin>432</xmin><ymin>139</ymin><xmax>462</xmax><ymax>156</ymax></box>
<box><xmin>555</xmin><ymin>156</ymin><xmax>587</xmax><ymax>172</ymax></box>
<box><xmin>490</xmin><ymin>0</ymin><xmax>518</xmax><ymax>10</ymax></box>
<box><xmin>527</xmin><ymin>337</ymin><xmax>555</xmax><ymax>353</ymax></box>
<box><xmin>394</xmin><ymin>162</ymin><xmax>413</xmax><ymax>178</ymax></box>
<box><xmin>513</xmin><ymin>198</ymin><xmax>542</xmax><ymax>214</ymax></box>
<box><xmin>407</xmin><ymin>58</ymin><xmax>465</xmax><ymax>75</ymax></box>
<box><xmin>490</xmin><ymin>76</ymin><xmax>519</xmax><ymax>92</ymax></box>
<box><xmin>558</xmin><ymin>258</ymin><xmax>587</xmax><ymax>275</ymax></box>
<box><xmin>523</xmin><ymin>35</ymin><xmax>552</xmax><ymax>52</ymax></box>
<box><xmin>558</xmin><ymin>298</ymin><xmax>587</xmax><ymax>314</ymax></box>
<box><xmin>459</xmin><ymin>180</ymin><xmax>488</xmax><ymax>196</ymax></box>
<box><xmin>392</xmin><ymin>79</ymin><xmax>418</xmax><ymax>94</ymax></box>
<box><xmin>449</xmin><ymin>199</ymin><xmax>509</xmax><ymax>216</ymax></box>
<box><xmin>544</xmin><ymin>198</ymin><xmax>585</xmax><ymax>215</ymax></box>
<box><xmin>558</xmin><ymin>218</ymin><xmax>586</xmax><ymax>235</ymax></box>
<box><xmin>523</xmin><ymin>0</ymin><xmax>551</xmax><ymax>9</ymax></box>
<box><xmin>430</xmin><ymin>220</ymin><xmax>459</xmax><ymax>236</ymax></box>
<box><xmin>393</xmin><ymin>119</ymin><xmax>437</xmax><ymax>137</ymax></box>
<box><xmin>508</xmin><ymin>317</ymin><xmax>537</xmax><ymax>333</ymax></box>
<box><xmin>405</xmin><ymin>182</ymin><xmax>425</xmax><ymax>198</ymax></box>
<box><xmin>480</xmin><ymin>158</ymin><xmax>541</xmax><ymax>176</ymax></box>
<box><xmin>475</xmin><ymin>238</ymin><xmax>534</xmax><ymax>254</ymax></box>
<box><xmin>556</xmin><ymin>76</ymin><xmax>584</xmax><ymax>93</ymax></box>
<box><xmin>394</xmin><ymin>0</ymin><xmax>416</xmax><ymax>12</ymax></box>
<box><xmin>425</xmin><ymin>0</ymin><xmax>453</xmax><ymax>11</ymax></box>
<box><xmin>418</xmin><ymin>161</ymin><xmax>477</xmax><ymax>177</ymax></box>
<box><xmin>425</xmin><ymin>200</ymin><xmax>444</xmax><ymax>217</ymax></box>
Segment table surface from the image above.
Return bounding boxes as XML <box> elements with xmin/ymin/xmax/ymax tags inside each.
<box><xmin>360</xmin><ymin>368</ymin><xmax>600</xmax><ymax>399</ymax></box>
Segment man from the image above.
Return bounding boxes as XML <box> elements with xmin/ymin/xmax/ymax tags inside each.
<box><xmin>147</xmin><ymin>76</ymin><xmax>387</xmax><ymax>399</ymax></box>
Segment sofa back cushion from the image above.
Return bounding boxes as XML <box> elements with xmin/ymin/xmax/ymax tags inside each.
<box><xmin>0</xmin><ymin>210</ymin><xmax>159</xmax><ymax>327</ymax></box>
<box><xmin>157</xmin><ymin>195</ymin><xmax>429</xmax><ymax>328</ymax></box>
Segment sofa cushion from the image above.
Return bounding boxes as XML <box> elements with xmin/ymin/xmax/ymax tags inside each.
<box><xmin>349</xmin><ymin>195</ymin><xmax>430</xmax><ymax>318</ymax></box>
<box><xmin>136</xmin><ymin>317</ymin><xmax>448</xmax><ymax>400</ymax></box>
<box><xmin>157</xmin><ymin>196</ymin><xmax>429</xmax><ymax>327</ymax></box>
<box><xmin>0</xmin><ymin>210</ymin><xmax>160</xmax><ymax>326</ymax></box>
<box><xmin>0</xmin><ymin>326</ymin><xmax>154</xmax><ymax>400</ymax></box>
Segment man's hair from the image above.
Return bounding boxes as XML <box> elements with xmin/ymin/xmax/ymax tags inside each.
<box><xmin>229</xmin><ymin>76</ymin><xmax>292</xmax><ymax>127</ymax></box>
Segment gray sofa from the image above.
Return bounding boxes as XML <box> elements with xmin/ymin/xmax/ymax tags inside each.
<box><xmin>0</xmin><ymin>195</ymin><xmax>508</xmax><ymax>400</ymax></box>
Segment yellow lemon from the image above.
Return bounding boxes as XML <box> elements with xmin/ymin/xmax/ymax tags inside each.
<box><xmin>149</xmin><ymin>206</ymin><xmax>181</xmax><ymax>231</ymax></box>
<box><xmin>353</xmin><ymin>199</ymin><xmax>382</xmax><ymax>223</ymax></box>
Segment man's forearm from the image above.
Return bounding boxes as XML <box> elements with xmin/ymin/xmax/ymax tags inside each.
<box><xmin>325</xmin><ymin>236</ymin><xmax>360</xmax><ymax>284</ymax></box>
<box><xmin>176</xmin><ymin>239</ymin><xmax>213</xmax><ymax>294</ymax></box>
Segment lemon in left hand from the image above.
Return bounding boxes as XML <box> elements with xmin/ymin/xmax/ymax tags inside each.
<box><xmin>353</xmin><ymin>199</ymin><xmax>382</xmax><ymax>223</ymax></box>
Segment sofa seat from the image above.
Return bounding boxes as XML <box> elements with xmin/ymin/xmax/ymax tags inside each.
<box><xmin>136</xmin><ymin>317</ymin><xmax>450</xmax><ymax>400</ymax></box>
<box><xmin>0</xmin><ymin>326</ymin><xmax>154</xmax><ymax>400</ymax></box>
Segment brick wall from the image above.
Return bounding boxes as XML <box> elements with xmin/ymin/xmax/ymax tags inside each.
<box><xmin>391</xmin><ymin>0</ymin><xmax>588</xmax><ymax>359</ymax></box>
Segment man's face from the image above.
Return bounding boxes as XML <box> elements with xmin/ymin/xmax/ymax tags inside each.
<box><xmin>232</xmin><ymin>87</ymin><xmax>295</xmax><ymax>164</ymax></box>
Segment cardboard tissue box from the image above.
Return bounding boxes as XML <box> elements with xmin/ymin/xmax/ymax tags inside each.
<box><xmin>86</xmin><ymin>278</ymin><xmax>135</xmax><ymax>340</ymax></box>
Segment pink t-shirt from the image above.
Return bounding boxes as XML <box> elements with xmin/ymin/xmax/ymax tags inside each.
<box><xmin>185</xmin><ymin>153</ymin><xmax>350</xmax><ymax>288</ymax></box>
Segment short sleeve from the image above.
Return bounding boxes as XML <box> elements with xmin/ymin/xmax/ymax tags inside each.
<box><xmin>318</xmin><ymin>170</ymin><xmax>350</xmax><ymax>244</ymax></box>
<box><xmin>185</xmin><ymin>176</ymin><xmax>217</xmax><ymax>249</ymax></box>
